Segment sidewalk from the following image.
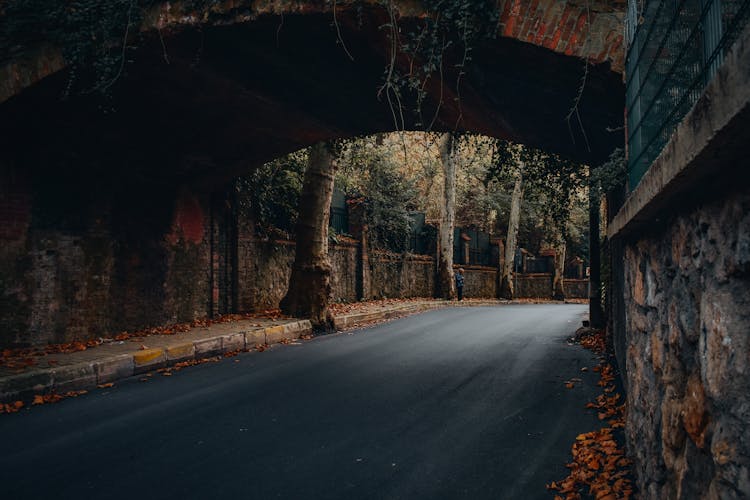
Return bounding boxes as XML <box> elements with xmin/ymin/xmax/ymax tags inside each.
<box><xmin>329</xmin><ymin>297</ymin><xmax>511</xmax><ymax>329</ymax></box>
<box><xmin>0</xmin><ymin>297</ymin><xmax>544</xmax><ymax>404</ymax></box>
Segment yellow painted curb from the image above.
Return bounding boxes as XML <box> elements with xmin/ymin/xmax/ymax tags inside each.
<box><xmin>133</xmin><ymin>348</ymin><xmax>164</xmax><ymax>366</ymax></box>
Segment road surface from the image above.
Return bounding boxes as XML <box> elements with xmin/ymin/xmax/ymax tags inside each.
<box><xmin>1</xmin><ymin>304</ymin><xmax>602</xmax><ymax>499</ymax></box>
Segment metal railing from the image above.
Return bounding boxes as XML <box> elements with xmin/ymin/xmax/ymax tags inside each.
<box><xmin>625</xmin><ymin>0</ymin><xmax>750</xmax><ymax>188</ymax></box>
<box><xmin>330</xmin><ymin>207</ymin><xmax>349</xmax><ymax>234</ymax></box>
<box><xmin>453</xmin><ymin>228</ymin><xmax>493</xmax><ymax>266</ymax></box>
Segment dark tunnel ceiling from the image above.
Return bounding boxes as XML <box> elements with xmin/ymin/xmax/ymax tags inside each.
<box><xmin>0</xmin><ymin>11</ymin><xmax>624</xmax><ymax>186</ymax></box>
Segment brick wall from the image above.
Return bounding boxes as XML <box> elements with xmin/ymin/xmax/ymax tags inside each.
<box><xmin>496</xmin><ymin>0</ymin><xmax>625</xmax><ymax>71</ymax></box>
<box><xmin>0</xmin><ymin>164</ymin><xmax>214</xmax><ymax>347</ymax></box>
<box><xmin>0</xmin><ymin>166</ymin><xmax>33</xmax><ymax>345</ymax></box>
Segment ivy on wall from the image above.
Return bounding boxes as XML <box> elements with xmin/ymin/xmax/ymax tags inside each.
<box><xmin>2</xmin><ymin>0</ymin><xmax>502</xmax><ymax>117</ymax></box>
<box><xmin>376</xmin><ymin>0</ymin><xmax>501</xmax><ymax>129</ymax></box>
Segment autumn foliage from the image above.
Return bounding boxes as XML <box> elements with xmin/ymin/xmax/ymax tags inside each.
<box><xmin>0</xmin><ymin>390</ymin><xmax>89</xmax><ymax>414</ymax></box>
<box><xmin>548</xmin><ymin>329</ymin><xmax>635</xmax><ymax>499</ymax></box>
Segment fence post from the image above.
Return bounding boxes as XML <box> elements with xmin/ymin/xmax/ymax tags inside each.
<box><xmin>462</xmin><ymin>233</ymin><xmax>471</xmax><ymax>265</ymax></box>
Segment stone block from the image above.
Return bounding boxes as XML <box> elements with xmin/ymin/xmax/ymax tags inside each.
<box><xmin>682</xmin><ymin>374</ymin><xmax>708</xmax><ymax>449</ymax></box>
<box><xmin>222</xmin><ymin>332</ymin><xmax>246</xmax><ymax>352</ymax></box>
<box><xmin>166</xmin><ymin>342</ymin><xmax>195</xmax><ymax>363</ymax></box>
<box><xmin>133</xmin><ymin>348</ymin><xmax>166</xmax><ymax>374</ymax></box>
<box><xmin>194</xmin><ymin>337</ymin><xmax>222</xmax><ymax>357</ymax></box>
<box><xmin>94</xmin><ymin>355</ymin><xmax>134</xmax><ymax>384</ymax></box>
<box><xmin>264</xmin><ymin>325</ymin><xmax>287</xmax><ymax>345</ymax></box>
<box><xmin>52</xmin><ymin>362</ymin><xmax>97</xmax><ymax>393</ymax></box>
<box><xmin>245</xmin><ymin>329</ymin><xmax>266</xmax><ymax>347</ymax></box>
<box><xmin>0</xmin><ymin>369</ymin><xmax>53</xmax><ymax>402</ymax></box>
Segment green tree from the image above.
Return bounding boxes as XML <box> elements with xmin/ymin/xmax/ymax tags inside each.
<box><xmin>236</xmin><ymin>150</ymin><xmax>306</xmax><ymax>238</ymax></box>
<box><xmin>336</xmin><ymin>137</ymin><xmax>417</xmax><ymax>252</ymax></box>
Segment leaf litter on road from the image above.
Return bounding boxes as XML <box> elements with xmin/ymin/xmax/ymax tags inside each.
<box><xmin>548</xmin><ymin>329</ymin><xmax>635</xmax><ymax>499</ymax></box>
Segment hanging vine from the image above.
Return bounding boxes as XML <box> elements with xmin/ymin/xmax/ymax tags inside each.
<box><xmin>378</xmin><ymin>0</ymin><xmax>501</xmax><ymax>131</ymax></box>
<box><xmin>0</xmin><ymin>0</ymin><xmax>230</xmax><ymax>97</ymax></box>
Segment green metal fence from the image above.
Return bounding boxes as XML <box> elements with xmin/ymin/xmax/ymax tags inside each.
<box><xmin>625</xmin><ymin>0</ymin><xmax>750</xmax><ymax>188</ymax></box>
<box><xmin>330</xmin><ymin>189</ymin><xmax>349</xmax><ymax>234</ymax></box>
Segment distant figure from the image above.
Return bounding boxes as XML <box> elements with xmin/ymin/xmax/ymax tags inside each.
<box><xmin>455</xmin><ymin>268</ymin><xmax>465</xmax><ymax>301</ymax></box>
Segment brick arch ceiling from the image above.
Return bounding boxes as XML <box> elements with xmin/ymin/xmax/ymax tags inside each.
<box><xmin>0</xmin><ymin>1</ymin><xmax>625</xmax><ymax>185</ymax></box>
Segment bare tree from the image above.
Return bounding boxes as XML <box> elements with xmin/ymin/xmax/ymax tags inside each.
<box><xmin>499</xmin><ymin>150</ymin><xmax>524</xmax><ymax>299</ymax></box>
<box><xmin>437</xmin><ymin>133</ymin><xmax>457</xmax><ymax>299</ymax></box>
<box><xmin>552</xmin><ymin>233</ymin><xmax>567</xmax><ymax>300</ymax></box>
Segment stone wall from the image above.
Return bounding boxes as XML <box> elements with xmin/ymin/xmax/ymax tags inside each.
<box><xmin>330</xmin><ymin>242</ymin><xmax>358</xmax><ymax>303</ymax></box>
<box><xmin>515</xmin><ymin>274</ymin><xmax>553</xmax><ymax>298</ymax></box>
<box><xmin>369</xmin><ymin>252</ymin><xmax>435</xmax><ymax>299</ymax></box>
<box><xmin>236</xmin><ymin>237</ymin><xmax>359</xmax><ymax>310</ymax></box>
<box><xmin>622</xmin><ymin>190</ymin><xmax>750</xmax><ymax>499</ymax></box>
<box><xmin>459</xmin><ymin>265</ymin><xmax>498</xmax><ymax>298</ymax></box>
<box><xmin>1</xmin><ymin>162</ymin><xmax>588</xmax><ymax>347</ymax></box>
<box><xmin>563</xmin><ymin>278</ymin><xmax>588</xmax><ymax>299</ymax></box>
<box><xmin>236</xmin><ymin>238</ymin><xmax>295</xmax><ymax>312</ymax></box>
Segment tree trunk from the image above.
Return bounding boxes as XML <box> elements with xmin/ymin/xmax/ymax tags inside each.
<box><xmin>552</xmin><ymin>235</ymin><xmax>566</xmax><ymax>300</ymax></box>
<box><xmin>437</xmin><ymin>133</ymin><xmax>457</xmax><ymax>300</ymax></box>
<box><xmin>499</xmin><ymin>159</ymin><xmax>524</xmax><ymax>299</ymax></box>
<box><xmin>280</xmin><ymin>142</ymin><xmax>336</xmax><ymax>329</ymax></box>
<box><xmin>589</xmin><ymin>183</ymin><xmax>605</xmax><ymax>328</ymax></box>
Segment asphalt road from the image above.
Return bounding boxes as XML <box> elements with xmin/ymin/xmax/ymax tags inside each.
<box><xmin>0</xmin><ymin>304</ymin><xmax>602</xmax><ymax>500</ymax></box>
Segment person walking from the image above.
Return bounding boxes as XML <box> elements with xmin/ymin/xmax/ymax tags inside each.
<box><xmin>455</xmin><ymin>268</ymin><xmax>465</xmax><ymax>301</ymax></box>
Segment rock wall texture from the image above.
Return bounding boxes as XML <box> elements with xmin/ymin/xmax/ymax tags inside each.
<box><xmin>563</xmin><ymin>278</ymin><xmax>589</xmax><ymax>299</ymax></box>
<box><xmin>237</xmin><ymin>238</ymin><xmax>295</xmax><ymax>312</ymax></box>
<box><xmin>369</xmin><ymin>252</ymin><xmax>435</xmax><ymax>299</ymax></box>
<box><xmin>516</xmin><ymin>274</ymin><xmax>553</xmax><ymax>298</ymax></box>
<box><xmin>330</xmin><ymin>242</ymin><xmax>358</xmax><ymax>303</ymax></box>
<box><xmin>236</xmin><ymin>238</ymin><xmax>358</xmax><ymax>311</ymax></box>
<box><xmin>622</xmin><ymin>190</ymin><xmax>750</xmax><ymax>499</ymax></box>
<box><xmin>460</xmin><ymin>266</ymin><xmax>498</xmax><ymax>298</ymax></box>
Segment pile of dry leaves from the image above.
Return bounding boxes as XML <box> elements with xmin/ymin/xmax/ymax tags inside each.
<box><xmin>548</xmin><ymin>330</ymin><xmax>635</xmax><ymax>499</ymax></box>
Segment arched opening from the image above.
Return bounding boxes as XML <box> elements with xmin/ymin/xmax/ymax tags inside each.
<box><xmin>0</xmin><ymin>5</ymin><xmax>622</xmax><ymax>345</ymax></box>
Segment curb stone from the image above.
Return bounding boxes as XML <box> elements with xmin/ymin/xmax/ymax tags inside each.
<box><xmin>0</xmin><ymin>319</ymin><xmax>313</xmax><ymax>403</ymax></box>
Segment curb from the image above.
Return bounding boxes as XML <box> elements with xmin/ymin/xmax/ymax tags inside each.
<box><xmin>0</xmin><ymin>320</ymin><xmax>312</xmax><ymax>403</ymax></box>
<box><xmin>331</xmin><ymin>300</ymin><xmax>510</xmax><ymax>330</ymax></box>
